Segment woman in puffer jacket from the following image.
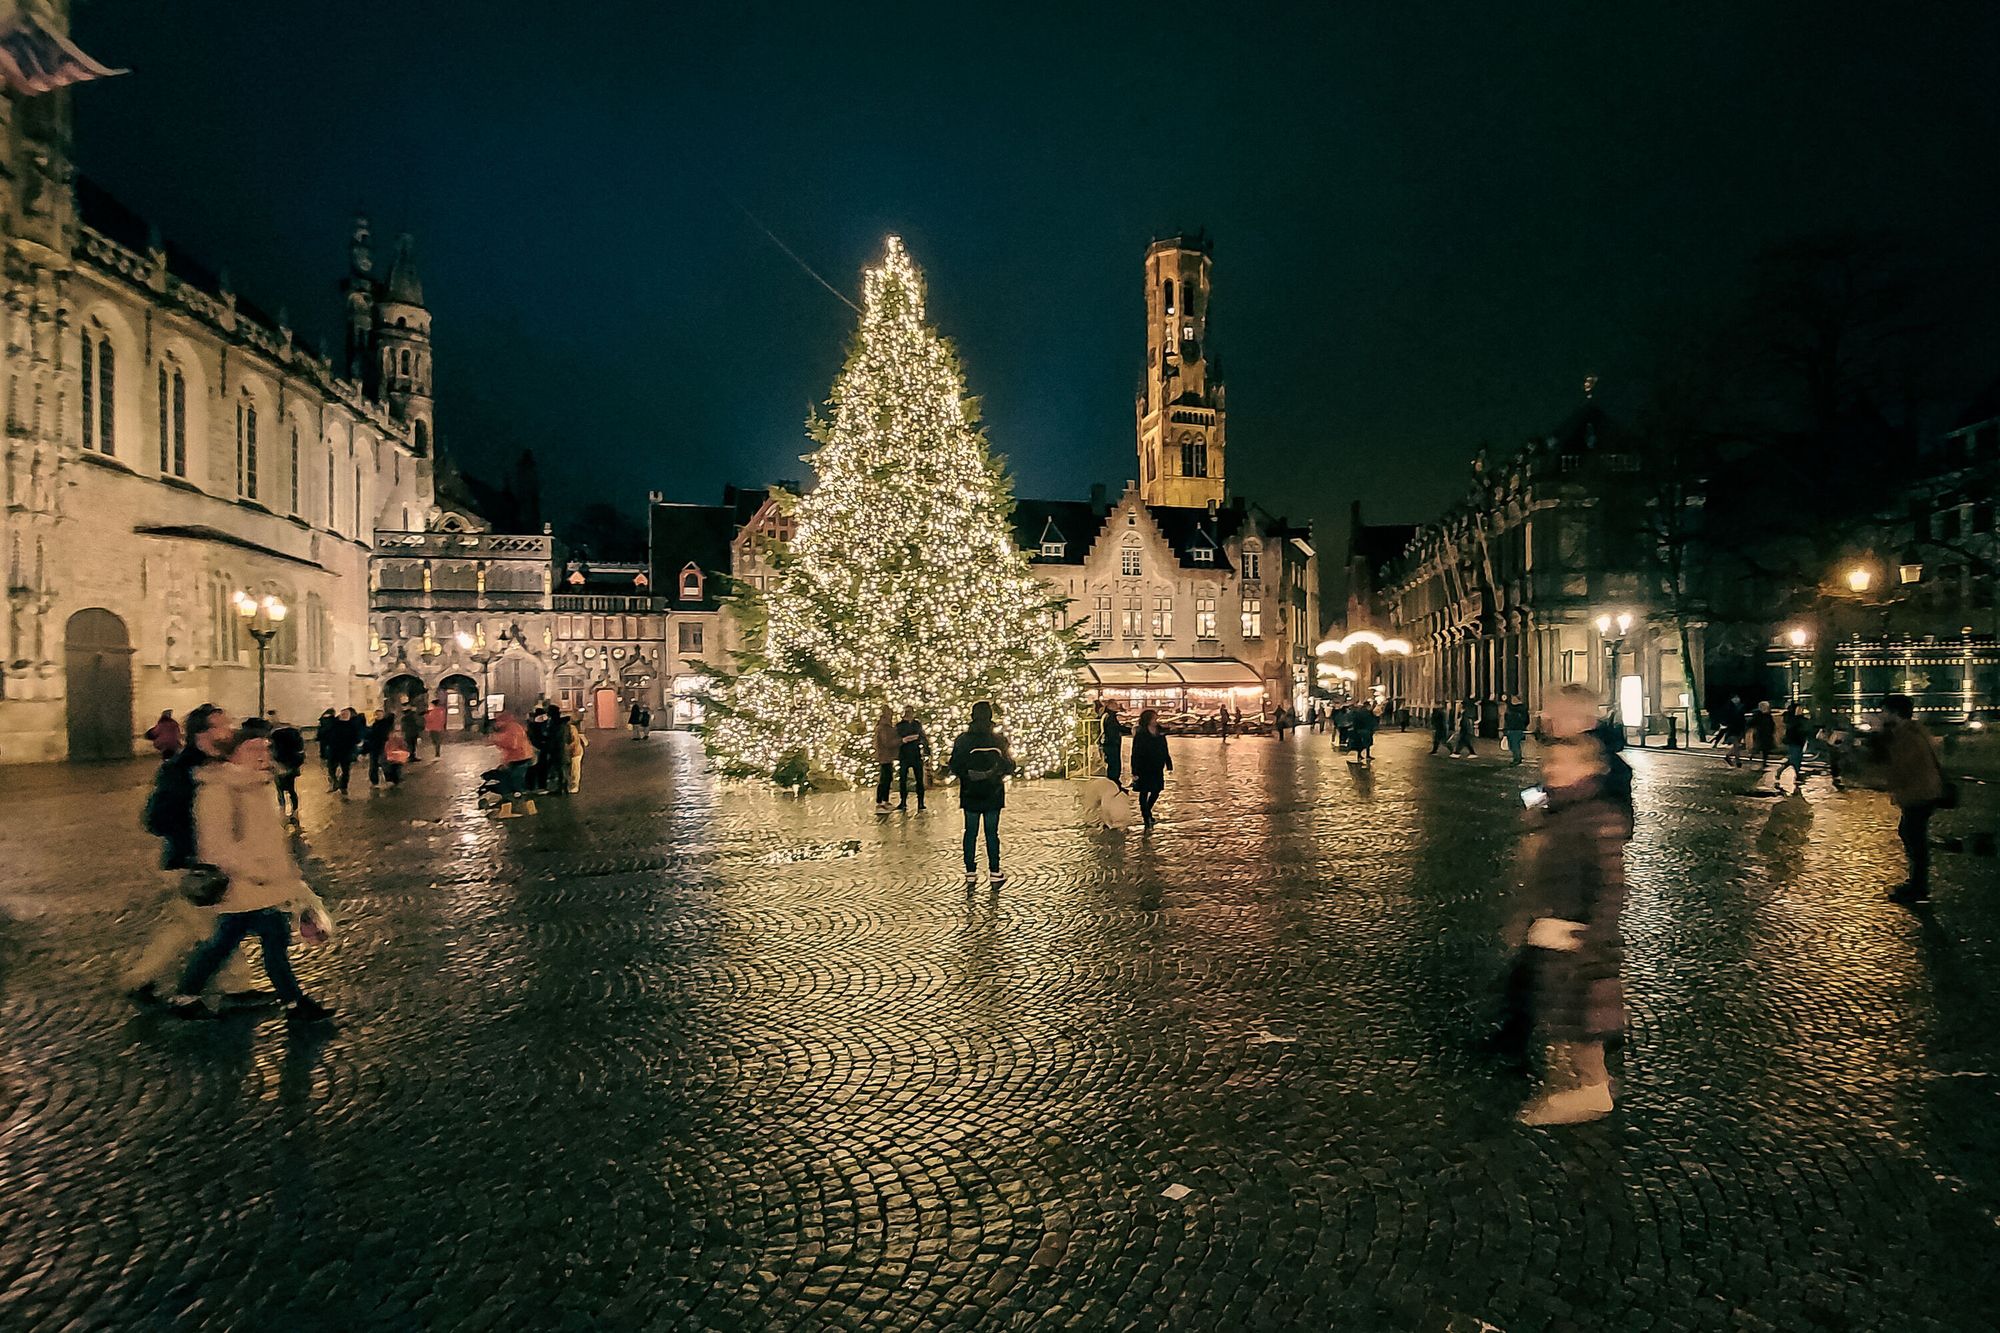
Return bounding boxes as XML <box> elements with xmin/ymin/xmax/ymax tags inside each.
<box><xmin>167</xmin><ymin>728</ymin><xmax>335</xmax><ymax>1025</ymax></box>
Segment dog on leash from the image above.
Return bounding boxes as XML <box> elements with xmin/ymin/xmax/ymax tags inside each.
<box><xmin>1078</xmin><ymin>776</ymin><xmax>1137</xmax><ymax>829</ymax></box>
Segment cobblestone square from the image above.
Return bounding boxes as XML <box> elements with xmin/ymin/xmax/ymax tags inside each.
<box><xmin>3</xmin><ymin>731</ymin><xmax>2000</xmax><ymax>1331</ymax></box>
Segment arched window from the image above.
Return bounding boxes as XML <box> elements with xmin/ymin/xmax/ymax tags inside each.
<box><xmin>413</xmin><ymin>420</ymin><xmax>429</xmax><ymax>457</ymax></box>
<box><xmin>401</xmin><ymin>506</ymin><xmax>410</xmax><ymax>531</ymax></box>
<box><xmin>399</xmin><ymin>348</ymin><xmax>411</xmax><ymax>375</ymax></box>
<box><xmin>326</xmin><ymin>442</ymin><xmax>336</xmax><ymax>530</ymax></box>
<box><xmin>80</xmin><ymin>323</ymin><xmax>115</xmax><ymax>454</ymax></box>
<box><xmin>1120</xmin><ymin>535</ymin><xmax>1142</xmax><ymax>578</ymax></box>
<box><xmin>288</xmin><ymin>425</ymin><xmax>301</xmax><ymax>515</ymax></box>
<box><xmin>155</xmin><ymin>360</ymin><xmax>188</xmax><ymax>477</ymax></box>
<box><xmin>236</xmin><ymin>397</ymin><xmax>259</xmax><ymax>500</ymax></box>
<box><xmin>1162</xmin><ymin>279</ymin><xmax>1175</xmax><ymax>316</ymax></box>
<box><xmin>354</xmin><ymin>463</ymin><xmax>363</xmax><ymax>534</ymax></box>
<box><xmin>1181</xmin><ymin>434</ymin><xmax>1207</xmax><ymax>479</ymax></box>
<box><xmin>1184</xmin><ymin>285</ymin><xmax>1198</xmax><ymax>321</ymax></box>
<box><xmin>679</xmin><ymin>563</ymin><xmax>702</xmax><ymax>601</ymax></box>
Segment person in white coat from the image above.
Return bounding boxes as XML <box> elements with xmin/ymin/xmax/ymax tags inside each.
<box><xmin>167</xmin><ymin>729</ymin><xmax>334</xmax><ymax>1024</ymax></box>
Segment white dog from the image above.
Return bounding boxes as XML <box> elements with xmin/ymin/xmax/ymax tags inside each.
<box><xmin>1078</xmin><ymin>776</ymin><xmax>1137</xmax><ymax>830</ymax></box>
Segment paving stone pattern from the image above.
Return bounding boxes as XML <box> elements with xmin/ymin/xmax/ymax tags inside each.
<box><xmin>2</xmin><ymin>731</ymin><xmax>2000</xmax><ymax>1331</ymax></box>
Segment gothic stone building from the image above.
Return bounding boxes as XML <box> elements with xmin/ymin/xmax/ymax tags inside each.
<box><xmin>1</xmin><ymin>43</ymin><xmax>436</xmax><ymax>761</ymax></box>
<box><xmin>1380</xmin><ymin>400</ymin><xmax>1704</xmax><ymax>739</ymax></box>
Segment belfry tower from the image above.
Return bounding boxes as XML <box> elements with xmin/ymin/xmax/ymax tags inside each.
<box><xmin>1135</xmin><ymin>234</ymin><xmax>1226</xmax><ymax>508</ymax></box>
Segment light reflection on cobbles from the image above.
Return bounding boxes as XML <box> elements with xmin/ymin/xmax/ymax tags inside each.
<box><xmin>2</xmin><ymin>731</ymin><xmax>1999</xmax><ymax>1330</ymax></box>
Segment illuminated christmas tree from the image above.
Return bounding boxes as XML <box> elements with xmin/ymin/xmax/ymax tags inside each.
<box><xmin>700</xmin><ymin>237</ymin><xmax>1086</xmax><ymax>787</ymax></box>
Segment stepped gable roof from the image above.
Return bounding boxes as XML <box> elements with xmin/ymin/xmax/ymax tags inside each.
<box><xmin>75</xmin><ymin>176</ymin><xmax>285</xmax><ymax>333</ymax></box>
<box><xmin>1013</xmin><ymin>498</ymin><xmax>1108</xmax><ymax>563</ymax></box>
<box><xmin>648</xmin><ymin>501</ymin><xmax>736</xmax><ymax>612</ymax></box>
<box><xmin>1145</xmin><ymin>500</ymin><xmax>1245</xmax><ymax>573</ymax></box>
<box><xmin>1953</xmin><ymin>376</ymin><xmax>2000</xmax><ymax>433</ymax></box>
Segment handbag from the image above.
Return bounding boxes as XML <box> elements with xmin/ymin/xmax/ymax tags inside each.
<box><xmin>180</xmin><ymin>863</ymin><xmax>229</xmax><ymax>907</ymax></box>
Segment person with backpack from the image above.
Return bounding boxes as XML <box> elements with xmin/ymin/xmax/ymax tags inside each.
<box><xmin>166</xmin><ymin>724</ymin><xmax>334</xmax><ymax>1026</ymax></box>
<box><xmin>895</xmin><ymin>705</ymin><xmax>931</xmax><ymax>812</ymax></box>
<box><xmin>130</xmin><ymin>704</ymin><xmax>254</xmax><ymax>1002</ymax></box>
<box><xmin>267</xmin><ymin>712</ymin><xmax>307</xmax><ymax>822</ymax></box>
<box><xmin>948</xmin><ymin>700</ymin><xmax>1017</xmax><ymax>888</ymax></box>
<box><xmin>1776</xmin><ymin>703</ymin><xmax>1812</xmax><ymax>795</ymax></box>
<box><xmin>1129</xmin><ymin>708</ymin><xmax>1172</xmax><ymax>828</ymax></box>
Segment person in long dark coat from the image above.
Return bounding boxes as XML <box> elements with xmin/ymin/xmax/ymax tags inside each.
<box><xmin>1513</xmin><ymin>735</ymin><xmax>1627</xmax><ymax>1126</ymax></box>
<box><xmin>362</xmin><ymin>709</ymin><xmax>394</xmax><ymax>788</ymax></box>
<box><xmin>1129</xmin><ymin>708</ymin><xmax>1172</xmax><ymax>827</ymax></box>
<box><xmin>947</xmin><ymin>701</ymin><xmax>1016</xmax><ymax>887</ymax></box>
<box><xmin>1099</xmin><ymin>705</ymin><xmax>1128</xmax><ymax>789</ymax></box>
<box><xmin>1429</xmin><ymin>705</ymin><xmax>1450</xmax><ymax>754</ymax></box>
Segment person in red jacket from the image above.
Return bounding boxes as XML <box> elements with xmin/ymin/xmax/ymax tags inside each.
<box><xmin>486</xmin><ymin>711</ymin><xmax>537</xmax><ymax>818</ymax></box>
<box><xmin>423</xmin><ymin>699</ymin><xmax>447</xmax><ymax>756</ymax></box>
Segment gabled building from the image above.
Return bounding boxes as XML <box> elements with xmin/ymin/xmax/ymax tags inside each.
<box><xmin>649</xmin><ymin>495</ymin><xmax>739</xmax><ymax>726</ymax></box>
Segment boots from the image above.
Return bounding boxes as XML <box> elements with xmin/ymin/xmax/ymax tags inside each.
<box><xmin>1519</xmin><ymin>1040</ymin><xmax>1614</xmax><ymax>1125</ymax></box>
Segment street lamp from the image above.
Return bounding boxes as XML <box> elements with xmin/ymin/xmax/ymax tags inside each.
<box><xmin>233</xmin><ymin>591</ymin><xmax>287</xmax><ymax>718</ymax></box>
<box><xmin>1786</xmin><ymin>626</ymin><xmax>1811</xmax><ymax>703</ymax></box>
<box><xmin>1132</xmin><ymin>642</ymin><xmax>1167</xmax><ymax>703</ymax></box>
<box><xmin>1595</xmin><ymin>611</ymin><xmax>1634</xmax><ymax>728</ymax></box>
<box><xmin>457</xmin><ymin>624</ymin><xmax>526</xmax><ymax>732</ymax></box>
<box><xmin>1846</xmin><ymin>565</ymin><xmax>1873</xmax><ymax>595</ymax></box>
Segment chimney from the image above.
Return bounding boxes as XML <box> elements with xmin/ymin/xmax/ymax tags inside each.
<box><xmin>647</xmin><ymin>490</ymin><xmax>663</xmax><ymax>505</ymax></box>
<box><xmin>1089</xmin><ymin>482</ymin><xmax>1107</xmax><ymax>508</ymax></box>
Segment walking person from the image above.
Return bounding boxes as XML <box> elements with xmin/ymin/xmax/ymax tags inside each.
<box><xmin>629</xmin><ymin>701</ymin><xmax>646</xmax><ymax>739</ymax></box>
<box><xmin>315</xmin><ymin>708</ymin><xmax>341</xmax><ymax>789</ymax></box>
<box><xmin>328</xmin><ymin>707</ymin><xmax>360</xmax><ymax>797</ymax></box>
<box><xmin>1513</xmin><ymin>733</ymin><xmax>1628</xmax><ymax>1125</ymax></box>
<box><xmin>487</xmin><ymin>710</ymin><xmax>538</xmax><ymax>819</ymax></box>
<box><xmin>268</xmin><ymin>713</ymin><xmax>306</xmax><ymax>823</ymax></box>
<box><xmin>130</xmin><ymin>704</ymin><xmax>254</xmax><ymax>1002</ymax></box>
<box><xmin>896</xmin><ymin>706</ymin><xmax>931</xmax><ymax>811</ymax></box>
<box><xmin>1450</xmin><ymin>699</ymin><xmax>1479</xmax><ymax>757</ymax></box>
<box><xmin>1429</xmin><ymin>704</ymin><xmax>1450</xmax><ymax>754</ymax></box>
<box><xmin>1349</xmin><ymin>700</ymin><xmax>1378</xmax><ymax>765</ymax></box>
<box><xmin>144</xmin><ymin>709</ymin><xmax>182</xmax><ymax>758</ymax></box>
<box><xmin>1504</xmin><ymin>694</ymin><xmax>1530</xmax><ymax>766</ymax></box>
<box><xmin>166</xmin><ymin>725</ymin><xmax>334</xmax><ymax>1025</ymax></box>
<box><xmin>381</xmin><ymin>726</ymin><xmax>410</xmax><ymax>788</ymax></box>
<box><xmin>424</xmin><ymin>697</ymin><xmax>447</xmax><ymax>756</ymax></box>
<box><xmin>948</xmin><ymin>701</ymin><xmax>1016</xmax><ymax>888</ymax></box>
<box><xmin>1880</xmin><ymin>694</ymin><xmax>1949</xmax><ymax>904</ymax></box>
<box><xmin>398</xmin><ymin>703</ymin><xmax>424</xmax><ymax>764</ymax></box>
<box><xmin>1130</xmin><ymin>708</ymin><xmax>1172</xmax><ymax>828</ymax></box>
<box><xmin>543</xmin><ymin>706</ymin><xmax>572</xmax><ymax>795</ymax></box>
<box><xmin>567</xmin><ymin>716</ymin><xmax>589</xmax><ymax>793</ymax></box>
<box><xmin>1748</xmin><ymin>701</ymin><xmax>1778</xmax><ymax>776</ymax></box>
<box><xmin>873</xmin><ymin>705</ymin><xmax>900</xmax><ymax>813</ymax></box>
<box><xmin>1776</xmin><ymin>703</ymin><xmax>1811</xmax><ymax>795</ymax></box>
<box><xmin>1099</xmin><ymin>704</ymin><xmax>1128</xmax><ymax>789</ymax></box>
<box><xmin>362</xmin><ymin>708</ymin><xmax>393</xmax><ymax>789</ymax></box>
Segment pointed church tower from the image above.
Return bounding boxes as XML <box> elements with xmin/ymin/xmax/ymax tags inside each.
<box><xmin>372</xmin><ymin>233</ymin><xmax>434</xmax><ymax>456</ymax></box>
<box><xmin>342</xmin><ymin>215</ymin><xmax>376</xmax><ymax>381</ymax></box>
<box><xmin>1135</xmin><ymin>233</ymin><xmax>1226</xmax><ymax>508</ymax></box>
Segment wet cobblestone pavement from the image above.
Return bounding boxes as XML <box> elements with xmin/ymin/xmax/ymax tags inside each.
<box><xmin>4</xmin><ymin>731</ymin><xmax>2000</xmax><ymax>1331</ymax></box>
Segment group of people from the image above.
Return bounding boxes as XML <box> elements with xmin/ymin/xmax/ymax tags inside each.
<box><xmin>479</xmin><ymin>701</ymin><xmax>588</xmax><ymax>818</ymax></box>
<box><xmin>137</xmin><ymin>704</ymin><xmax>336</xmax><ymax>1026</ymax></box>
<box><xmin>306</xmin><ymin>699</ymin><xmax>451</xmax><ymax>798</ymax></box>
<box><xmin>1094</xmin><ymin>703</ymin><xmax>1175</xmax><ymax>826</ymax></box>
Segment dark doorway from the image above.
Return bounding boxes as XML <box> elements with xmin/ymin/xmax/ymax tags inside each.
<box><xmin>64</xmin><ymin>608</ymin><xmax>134</xmax><ymax>762</ymax></box>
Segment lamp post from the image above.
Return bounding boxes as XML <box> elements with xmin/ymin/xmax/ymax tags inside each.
<box><xmin>1785</xmin><ymin>626</ymin><xmax>1810</xmax><ymax>704</ymax></box>
<box><xmin>1133</xmin><ymin>642</ymin><xmax>1166</xmax><ymax>708</ymax></box>
<box><xmin>233</xmin><ymin>591</ymin><xmax>287</xmax><ymax>719</ymax></box>
<box><xmin>457</xmin><ymin>624</ymin><xmax>526</xmax><ymax>732</ymax></box>
<box><xmin>1595</xmin><ymin>611</ymin><xmax>1634</xmax><ymax>730</ymax></box>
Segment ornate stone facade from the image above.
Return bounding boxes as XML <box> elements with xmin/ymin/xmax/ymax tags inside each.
<box><xmin>1</xmin><ymin>32</ymin><xmax>434</xmax><ymax>760</ymax></box>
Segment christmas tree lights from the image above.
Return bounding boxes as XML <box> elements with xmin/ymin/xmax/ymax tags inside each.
<box><xmin>700</xmin><ymin>237</ymin><xmax>1086</xmax><ymax>787</ymax></box>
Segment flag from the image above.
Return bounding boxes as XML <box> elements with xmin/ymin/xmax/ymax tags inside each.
<box><xmin>0</xmin><ymin>4</ymin><xmax>124</xmax><ymax>96</ymax></box>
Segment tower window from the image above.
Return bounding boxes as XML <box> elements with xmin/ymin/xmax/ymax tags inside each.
<box><xmin>157</xmin><ymin>363</ymin><xmax>187</xmax><ymax>476</ymax></box>
<box><xmin>1184</xmin><ymin>287</ymin><xmax>1198</xmax><ymax>321</ymax></box>
<box><xmin>399</xmin><ymin>349</ymin><xmax>411</xmax><ymax>375</ymax></box>
<box><xmin>237</xmin><ymin>400</ymin><xmax>259</xmax><ymax>499</ymax></box>
<box><xmin>1163</xmin><ymin>278</ymin><xmax>1175</xmax><ymax>316</ymax></box>
<box><xmin>289</xmin><ymin>425</ymin><xmax>300</xmax><ymax>514</ymax></box>
<box><xmin>1182</xmin><ymin>437</ymin><xmax>1207</xmax><ymax>478</ymax></box>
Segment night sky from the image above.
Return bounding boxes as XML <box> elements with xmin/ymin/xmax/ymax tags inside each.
<box><xmin>72</xmin><ymin>1</ymin><xmax>2000</xmax><ymax>547</ymax></box>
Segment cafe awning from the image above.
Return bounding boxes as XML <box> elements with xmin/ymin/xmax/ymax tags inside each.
<box><xmin>1079</xmin><ymin>657</ymin><xmax>1264</xmax><ymax>690</ymax></box>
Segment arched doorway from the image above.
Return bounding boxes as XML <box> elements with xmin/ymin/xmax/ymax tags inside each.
<box><xmin>437</xmin><ymin>672</ymin><xmax>478</xmax><ymax>732</ymax></box>
<box><xmin>381</xmin><ymin>672</ymin><xmax>426</xmax><ymax>712</ymax></box>
<box><xmin>65</xmin><ymin>608</ymin><xmax>133</xmax><ymax>762</ymax></box>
